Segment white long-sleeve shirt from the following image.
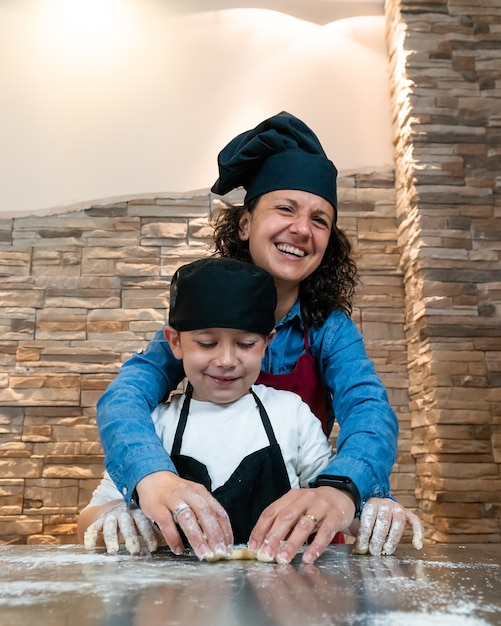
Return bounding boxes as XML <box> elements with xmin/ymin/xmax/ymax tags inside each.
<box><xmin>87</xmin><ymin>384</ymin><xmax>334</xmax><ymax>506</ymax></box>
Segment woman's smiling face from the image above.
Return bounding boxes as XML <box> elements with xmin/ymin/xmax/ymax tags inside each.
<box><xmin>238</xmin><ymin>190</ymin><xmax>335</xmax><ymax>291</ymax></box>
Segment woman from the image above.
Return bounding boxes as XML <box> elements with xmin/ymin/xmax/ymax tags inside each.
<box><xmin>96</xmin><ymin>112</ymin><xmax>418</xmax><ymax>564</ymax></box>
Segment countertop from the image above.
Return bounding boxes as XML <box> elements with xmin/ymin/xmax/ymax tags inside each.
<box><xmin>1</xmin><ymin>543</ymin><xmax>500</xmax><ymax>626</ymax></box>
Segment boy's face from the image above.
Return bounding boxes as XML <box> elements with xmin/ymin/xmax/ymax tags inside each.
<box><xmin>164</xmin><ymin>327</ymin><xmax>275</xmax><ymax>404</ymax></box>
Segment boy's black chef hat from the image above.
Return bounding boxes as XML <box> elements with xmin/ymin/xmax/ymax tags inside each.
<box><xmin>211</xmin><ymin>111</ymin><xmax>338</xmax><ymax>218</ymax></box>
<box><xmin>169</xmin><ymin>257</ymin><xmax>276</xmax><ymax>335</ymax></box>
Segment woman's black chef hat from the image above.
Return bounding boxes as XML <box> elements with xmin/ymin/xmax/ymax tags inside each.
<box><xmin>169</xmin><ymin>257</ymin><xmax>277</xmax><ymax>335</ymax></box>
<box><xmin>211</xmin><ymin>111</ymin><xmax>338</xmax><ymax>218</ymax></box>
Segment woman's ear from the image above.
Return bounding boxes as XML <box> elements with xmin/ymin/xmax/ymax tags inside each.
<box><xmin>238</xmin><ymin>210</ymin><xmax>251</xmax><ymax>241</ymax></box>
<box><xmin>163</xmin><ymin>326</ymin><xmax>183</xmax><ymax>359</ymax></box>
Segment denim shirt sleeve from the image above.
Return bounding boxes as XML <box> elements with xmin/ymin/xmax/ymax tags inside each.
<box><xmin>311</xmin><ymin>312</ymin><xmax>399</xmax><ymax>504</ymax></box>
<box><xmin>96</xmin><ymin>328</ymin><xmax>185</xmax><ymax>504</ymax></box>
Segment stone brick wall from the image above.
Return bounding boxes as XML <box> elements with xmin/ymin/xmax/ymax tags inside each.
<box><xmin>2</xmin><ymin>0</ymin><xmax>500</xmax><ymax>546</ymax></box>
<box><xmin>0</xmin><ymin>173</ymin><xmax>413</xmax><ymax>544</ymax></box>
<box><xmin>0</xmin><ymin>196</ymin><xmax>214</xmax><ymax>543</ymax></box>
<box><xmin>386</xmin><ymin>0</ymin><xmax>501</xmax><ymax>542</ymax></box>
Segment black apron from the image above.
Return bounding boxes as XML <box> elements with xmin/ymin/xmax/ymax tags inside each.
<box><xmin>171</xmin><ymin>384</ymin><xmax>291</xmax><ymax>544</ymax></box>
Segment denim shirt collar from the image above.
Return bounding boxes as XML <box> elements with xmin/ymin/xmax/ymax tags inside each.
<box><xmin>276</xmin><ymin>299</ymin><xmax>304</xmax><ymax>330</ymax></box>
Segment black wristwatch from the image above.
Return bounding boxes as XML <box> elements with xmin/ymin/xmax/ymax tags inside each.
<box><xmin>310</xmin><ymin>475</ymin><xmax>362</xmax><ymax>516</ymax></box>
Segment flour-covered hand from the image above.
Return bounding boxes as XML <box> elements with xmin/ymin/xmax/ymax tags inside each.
<box><xmin>353</xmin><ymin>498</ymin><xmax>423</xmax><ymax>556</ymax></box>
<box><xmin>248</xmin><ymin>487</ymin><xmax>355</xmax><ymax>565</ymax></box>
<box><xmin>84</xmin><ymin>500</ymin><xmax>159</xmax><ymax>555</ymax></box>
<box><xmin>136</xmin><ymin>471</ymin><xmax>233</xmax><ymax>561</ymax></box>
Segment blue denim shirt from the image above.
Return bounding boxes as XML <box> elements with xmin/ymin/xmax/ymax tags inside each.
<box><xmin>96</xmin><ymin>301</ymin><xmax>398</xmax><ymax>505</ymax></box>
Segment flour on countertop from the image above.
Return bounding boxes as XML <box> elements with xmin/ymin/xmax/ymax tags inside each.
<box><xmin>363</xmin><ymin>611</ymin><xmax>492</xmax><ymax>626</ymax></box>
<box><xmin>1</xmin><ymin>544</ymin><xmax>499</xmax><ymax>625</ymax></box>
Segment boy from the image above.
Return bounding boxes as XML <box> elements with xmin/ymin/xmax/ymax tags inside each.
<box><xmin>79</xmin><ymin>258</ymin><xmax>422</xmax><ymax>560</ymax></box>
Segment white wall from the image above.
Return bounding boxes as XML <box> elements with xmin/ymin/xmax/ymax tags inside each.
<box><xmin>0</xmin><ymin>0</ymin><xmax>392</xmax><ymax>216</ymax></box>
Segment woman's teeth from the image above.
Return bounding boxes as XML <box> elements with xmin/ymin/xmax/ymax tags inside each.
<box><xmin>276</xmin><ymin>244</ymin><xmax>305</xmax><ymax>257</ymax></box>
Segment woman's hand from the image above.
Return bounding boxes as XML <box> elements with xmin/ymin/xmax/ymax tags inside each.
<box><xmin>352</xmin><ymin>497</ymin><xmax>424</xmax><ymax>556</ymax></box>
<box><xmin>248</xmin><ymin>487</ymin><xmax>355</xmax><ymax>565</ymax></box>
<box><xmin>135</xmin><ymin>471</ymin><xmax>233</xmax><ymax>560</ymax></box>
<box><xmin>83</xmin><ymin>500</ymin><xmax>160</xmax><ymax>555</ymax></box>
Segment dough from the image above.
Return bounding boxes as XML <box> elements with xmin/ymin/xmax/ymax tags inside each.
<box><xmin>205</xmin><ymin>545</ymin><xmax>274</xmax><ymax>563</ymax></box>
<box><xmin>229</xmin><ymin>547</ymin><xmax>259</xmax><ymax>560</ymax></box>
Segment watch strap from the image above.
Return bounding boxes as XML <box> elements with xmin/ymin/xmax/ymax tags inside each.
<box><xmin>310</xmin><ymin>474</ymin><xmax>362</xmax><ymax>515</ymax></box>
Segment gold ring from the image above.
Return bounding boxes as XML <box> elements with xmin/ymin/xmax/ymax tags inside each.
<box><xmin>172</xmin><ymin>503</ymin><xmax>191</xmax><ymax>524</ymax></box>
<box><xmin>304</xmin><ymin>513</ymin><xmax>319</xmax><ymax>527</ymax></box>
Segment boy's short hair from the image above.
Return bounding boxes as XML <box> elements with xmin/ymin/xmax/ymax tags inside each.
<box><xmin>169</xmin><ymin>257</ymin><xmax>277</xmax><ymax>335</ymax></box>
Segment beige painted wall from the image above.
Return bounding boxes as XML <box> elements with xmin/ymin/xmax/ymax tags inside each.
<box><xmin>0</xmin><ymin>0</ymin><xmax>392</xmax><ymax>216</ymax></box>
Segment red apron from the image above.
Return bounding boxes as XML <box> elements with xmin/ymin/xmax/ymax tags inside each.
<box><xmin>256</xmin><ymin>327</ymin><xmax>329</xmax><ymax>435</ymax></box>
<box><xmin>256</xmin><ymin>325</ymin><xmax>345</xmax><ymax>544</ymax></box>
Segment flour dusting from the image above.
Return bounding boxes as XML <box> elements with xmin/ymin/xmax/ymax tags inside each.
<box><xmin>365</xmin><ymin>611</ymin><xmax>492</xmax><ymax>626</ymax></box>
<box><xmin>0</xmin><ymin>544</ymin><xmax>500</xmax><ymax>625</ymax></box>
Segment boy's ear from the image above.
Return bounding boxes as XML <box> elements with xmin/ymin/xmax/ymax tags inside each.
<box><xmin>164</xmin><ymin>326</ymin><xmax>183</xmax><ymax>359</ymax></box>
<box><xmin>265</xmin><ymin>329</ymin><xmax>276</xmax><ymax>346</ymax></box>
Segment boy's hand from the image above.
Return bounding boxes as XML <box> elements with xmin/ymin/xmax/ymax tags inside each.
<box><xmin>136</xmin><ymin>471</ymin><xmax>233</xmax><ymax>560</ymax></box>
<box><xmin>353</xmin><ymin>498</ymin><xmax>424</xmax><ymax>556</ymax></box>
<box><xmin>84</xmin><ymin>500</ymin><xmax>159</xmax><ymax>555</ymax></box>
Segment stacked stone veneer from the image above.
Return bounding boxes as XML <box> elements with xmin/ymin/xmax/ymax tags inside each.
<box><xmin>1</xmin><ymin>0</ymin><xmax>500</xmax><ymax>546</ymax></box>
<box><xmin>0</xmin><ymin>173</ymin><xmax>413</xmax><ymax>544</ymax></box>
<box><xmin>386</xmin><ymin>0</ymin><xmax>501</xmax><ymax>542</ymax></box>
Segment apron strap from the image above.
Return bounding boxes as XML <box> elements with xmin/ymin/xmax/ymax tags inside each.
<box><xmin>172</xmin><ymin>384</ymin><xmax>278</xmax><ymax>454</ymax></box>
<box><xmin>171</xmin><ymin>382</ymin><xmax>193</xmax><ymax>456</ymax></box>
<box><xmin>250</xmin><ymin>389</ymin><xmax>279</xmax><ymax>447</ymax></box>
<box><xmin>303</xmin><ymin>324</ymin><xmax>310</xmax><ymax>352</ymax></box>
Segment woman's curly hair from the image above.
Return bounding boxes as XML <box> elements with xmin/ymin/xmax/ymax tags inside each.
<box><xmin>211</xmin><ymin>198</ymin><xmax>359</xmax><ymax>327</ymax></box>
